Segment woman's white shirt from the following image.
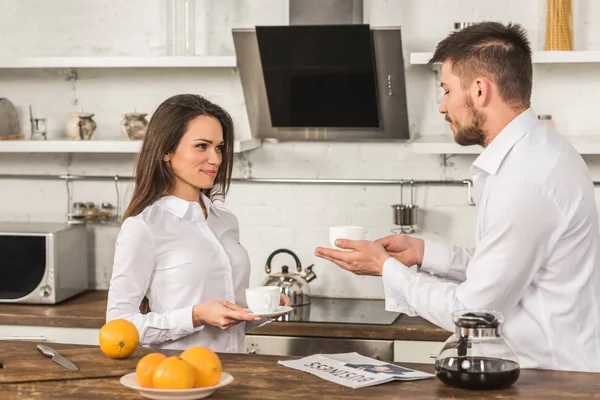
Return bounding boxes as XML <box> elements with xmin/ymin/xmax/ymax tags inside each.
<box><xmin>106</xmin><ymin>194</ymin><xmax>252</xmax><ymax>352</ymax></box>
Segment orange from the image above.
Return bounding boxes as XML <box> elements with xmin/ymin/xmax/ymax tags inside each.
<box><xmin>152</xmin><ymin>356</ymin><xmax>195</xmax><ymax>390</ymax></box>
<box><xmin>180</xmin><ymin>347</ymin><xmax>222</xmax><ymax>388</ymax></box>
<box><xmin>98</xmin><ymin>319</ymin><xmax>139</xmax><ymax>359</ymax></box>
<box><xmin>136</xmin><ymin>353</ymin><xmax>167</xmax><ymax>388</ymax></box>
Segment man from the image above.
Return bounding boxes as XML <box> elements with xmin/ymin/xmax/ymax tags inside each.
<box><xmin>315</xmin><ymin>22</ymin><xmax>600</xmax><ymax>372</ymax></box>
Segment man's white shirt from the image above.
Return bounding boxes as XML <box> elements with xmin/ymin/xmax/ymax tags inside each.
<box><xmin>383</xmin><ymin>108</ymin><xmax>600</xmax><ymax>372</ymax></box>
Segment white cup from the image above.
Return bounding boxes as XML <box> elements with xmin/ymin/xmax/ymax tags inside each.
<box><xmin>329</xmin><ymin>225</ymin><xmax>365</xmax><ymax>250</ymax></box>
<box><xmin>246</xmin><ymin>286</ymin><xmax>281</xmax><ymax>313</ymax></box>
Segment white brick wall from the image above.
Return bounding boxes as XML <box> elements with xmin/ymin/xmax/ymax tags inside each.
<box><xmin>0</xmin><ymin>0</ymin><xmax>599</xmax><ymax>298</ymax></box>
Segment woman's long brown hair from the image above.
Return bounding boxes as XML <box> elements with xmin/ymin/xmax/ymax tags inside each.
<box><xmin>124</xmin><ymin>94</ymin><xmax>235</xmax><ymax>314</ymax></box>
<box><xmin>123</xmin><ymin>94</ymin><xmax>235</xmax><ymax>221</ymax></box>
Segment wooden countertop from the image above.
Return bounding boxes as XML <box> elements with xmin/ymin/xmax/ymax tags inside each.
<box><xmin>0</xmin><ymin>290</ymin><xmax>108</xmax><ymax>329</ymax></box>
<box><xmin>0</xmin><ymin>290</ymin><xmax>451</xmax><ymax>341</ymax></box>
<box><xmin>1</xmin><ymin>341</ymin><xmax>598</xmax><ymax>400</ymax></box>
<box><xmin>250</xmin><ymin>315</ymin><xmax>450</xmax><ymax>341</ymax></box>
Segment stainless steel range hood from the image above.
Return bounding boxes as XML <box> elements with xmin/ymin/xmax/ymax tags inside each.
<box><xmin>232</xmin><ymin>0</ymin><xmax>409</xmax><ymax>141</ymax></box>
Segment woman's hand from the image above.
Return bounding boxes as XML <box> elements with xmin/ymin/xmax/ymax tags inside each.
<box><xmin>280</xmin><ymin>292</ymin><xmax>291</xmax><ymax>307</ymax></box>
<box><xmin>192</xmin><ymin>300</ymin><xmax>259</xmax><ymax>330</ymax></box>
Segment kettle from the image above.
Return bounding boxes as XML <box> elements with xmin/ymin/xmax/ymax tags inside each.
<box><xmin>261</xmin><ymin>249</ymin><xmax>316</xmax><ymax>306</ymax></box>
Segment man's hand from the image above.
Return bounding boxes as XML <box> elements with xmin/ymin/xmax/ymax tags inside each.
<box><xmin>314</xmin><ymin>239</ymin><xmax>390</xmax><ymax>276</ymax></box>
<box><xmin>375</xmin><ymin>234</ymin><xmax>424</xmax><ymax>267</ymax></box>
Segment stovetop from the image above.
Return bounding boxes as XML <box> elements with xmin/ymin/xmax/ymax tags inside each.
<box><xmin>278</xmin><ymin>297</ymin><xmax>400</xmax><ymax>325</ymax></box>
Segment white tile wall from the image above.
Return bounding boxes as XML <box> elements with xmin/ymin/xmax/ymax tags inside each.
<box><xmin>1</xmin><ymin>0</ymin><xmax>599</xmax><ymax>298</ymax></box>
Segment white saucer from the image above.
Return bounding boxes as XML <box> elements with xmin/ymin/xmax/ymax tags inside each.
<box><xmin>248</xmin><ymin>306</ymin><xmax>293</xmax><ymax>318</ymax></box>
<box><xmin>120</xmin><ymin>372</ymin><xmax>233</xmax><ymax>400</ymax></box>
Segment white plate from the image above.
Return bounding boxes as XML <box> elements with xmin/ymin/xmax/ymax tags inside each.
<box><xmin>120</xmin><ymin>371</ymin><xmax>233</xmax><ymax>400</ymax></box>
<box><xmin>248</xmin><ymin>305</ymin><xmax>293</xmax><ymax>318</ymax></box>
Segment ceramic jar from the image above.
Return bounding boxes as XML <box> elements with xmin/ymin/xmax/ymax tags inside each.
<box><xmin>66</xmin><ymin>112</ymin><xmax>97</xmax><ymax>140</ymax></box>
<box><xmin>120</xmin><ymin>110</ymin><xmax>149</xmax><ymax>140</ymax></box>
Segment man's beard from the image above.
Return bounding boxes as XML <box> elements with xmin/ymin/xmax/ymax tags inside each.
<box><xmin>447</xmin><ymin>97</ymin><xmax>487</xmax><ymax>147</ymax></box>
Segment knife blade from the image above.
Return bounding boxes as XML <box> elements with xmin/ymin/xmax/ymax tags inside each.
<box><xmin>36</xmin><ymin>344</ymin><xmax>79</xmax><ymax>371</ymax></box>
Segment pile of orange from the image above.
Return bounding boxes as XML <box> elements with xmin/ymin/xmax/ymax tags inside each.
<box><xmin>98</xmin><ymin>319</ymin><xmax>222</xmax><ymax>390</ymax></box>
<box><xmin>136</xmin><ymin>347</ymin><xmax>222</xmax><ymax>390</ymax></box>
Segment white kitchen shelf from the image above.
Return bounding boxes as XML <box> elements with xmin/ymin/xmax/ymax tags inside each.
<box><xmin>233</xmin><ymin>138</ymin><xmax>262</xmax><ymax>153</ymax></box>
<box><xmin>0</xmin><ymin>56</ymin><xmax>237</xmax><ymax>69</ymax></box>
<box><xmin>411</xmin><ymin>136</ymin><xmax>482</xmax><ymax>154</ymax></box>
<box><xmin>0</xmin><ymin>138</ymin><xmax>261</xmax><ymax>153</ymax></box>
<box><xmin>411</xmin><ymin>135</ymin><xmax>600</xmax><ymax>155</ymax></box>
<box><xmin>410</xmin><ymin>51</ymin><xmax>600</xmax><ymax>65</ymax></box>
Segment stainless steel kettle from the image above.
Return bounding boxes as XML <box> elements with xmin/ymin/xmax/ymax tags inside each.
<box><xmin>261</xmin><ymin>249</ymin><xmax>316</xmax><ymax>306</ymax></box>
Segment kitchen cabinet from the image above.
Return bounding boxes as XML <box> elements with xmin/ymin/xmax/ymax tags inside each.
<box><xmin>244</xmin><ymin>334</ymin><xmax>394</xmax><ymax>360</ymax></box>
<box><xmin>0</xmin><ymin>325</ymin><xmax>99</xmax><ymax>346</ymax></box>
<box><xmin>243</xmin><ymin>335</ymin><xmax>446</xmax><ymax>365</ymax></box>
<box><xmin>393</xmin><ymin>340</ymin><xmax>444</xmax><ymax>365</ymax></box>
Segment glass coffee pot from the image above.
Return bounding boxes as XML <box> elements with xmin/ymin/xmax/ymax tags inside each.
<box><xmin>435</xmin><ymin>310</ymin><xmax>520</xmax><ymax>390</ymax></box>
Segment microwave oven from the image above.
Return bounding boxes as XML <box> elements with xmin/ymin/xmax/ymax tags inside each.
<box><xmin>0</xmin><ymin>222</ymin><xmax>88</xmax><ymax>304</ymax></box>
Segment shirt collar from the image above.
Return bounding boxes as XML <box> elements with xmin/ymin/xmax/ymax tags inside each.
<box><xmin>155</xmin><ymin>193</ymin><xmax>220</xmax><ymax>220</ymax></box>
<box><xmin>472</xmin><ymin>108</ymin><xmax>540</xmax><ymax>176</ymax></box>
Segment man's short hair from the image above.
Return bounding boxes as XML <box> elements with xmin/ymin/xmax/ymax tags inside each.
<box><xmin>428</xmin><ymin>21</ymin><xmax>533</xmax><ymax>110</ymax></box>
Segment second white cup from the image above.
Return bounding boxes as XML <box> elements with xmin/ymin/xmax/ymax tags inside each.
<box><xmin>246</xmin><ymin>286</ymin><xmax>281</xmax><ymax>313</ymax></box>
<box><xmin>329</xmin><ymin>225</ymin><xmax>365</xmax><ymax>250</ymax></box>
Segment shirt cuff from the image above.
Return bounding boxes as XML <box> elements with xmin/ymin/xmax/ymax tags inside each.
<box><xmin>381</xmin><ymin>258</ymin><xmax>418</xmax><ymax>317</ymax></box>
<box><xmin>420</xmin><ymin>240</ymin><xmax>452</xmax><ymax>275</ymax></box>
<box><xmin>168</xmin><ymin>306</ymin><xmax>204</xmax><ymax>338</ymax></box>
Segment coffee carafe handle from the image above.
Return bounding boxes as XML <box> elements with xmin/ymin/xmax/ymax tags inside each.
<box><xmin>265</xmin><ymin>248</ymin><xmax>302</xmax><ymax>274</ymax></box>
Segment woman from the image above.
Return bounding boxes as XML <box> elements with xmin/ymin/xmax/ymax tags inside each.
<box><xmin>106</xmin><ymin>94</ymin><xmax>289</xmax><ymax>352</ymax></box>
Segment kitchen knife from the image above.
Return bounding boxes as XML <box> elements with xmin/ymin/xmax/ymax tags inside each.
<box><xmin>36</xmin><ymin>344</ymin><xmax>79</xmax><ymax>371</ymax></box>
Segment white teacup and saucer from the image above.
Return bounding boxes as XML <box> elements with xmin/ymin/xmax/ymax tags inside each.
<box><xmin>245</xmin><ymin>286</ymin><xmax>292</xmax><ymax>318</ymax></box>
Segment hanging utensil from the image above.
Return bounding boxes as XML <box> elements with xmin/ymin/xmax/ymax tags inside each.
<box><xmin>391</xmin><ymin>179</ymin><xmax>419</xmax><ymax>233</ymax></box>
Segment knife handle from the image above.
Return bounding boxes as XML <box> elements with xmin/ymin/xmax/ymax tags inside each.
<box><xmin>37</xmin><ymin>344</ymin><xmax>56</xmax><ymax>358</ymax></box>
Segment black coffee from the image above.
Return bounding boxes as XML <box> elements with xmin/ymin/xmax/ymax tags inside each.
<box><xmin>435</xmin><ymin>357</ymin><xmax>520</xmax><ymax>390</ymax></box>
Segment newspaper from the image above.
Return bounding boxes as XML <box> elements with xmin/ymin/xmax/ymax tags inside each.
<box><xmin>278</xmin><ymin>352</ymin><xmax>435</xmax><ymax>389</ymax></box>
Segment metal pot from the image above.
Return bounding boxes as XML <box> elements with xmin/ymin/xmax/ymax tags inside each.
<box><xmin>261</xmin><ymin>249</ymin><xmax>316</xmax><ymax>306</ymax></box>
<box><xmin>392</xmin><ymin>203</ymin><xmax>418</xmax><ymax>230</ymax></box>
<box><xmin>391</xmin><ymin>180</ymin><xmax>419</xmax><ymax>233</ymax></box>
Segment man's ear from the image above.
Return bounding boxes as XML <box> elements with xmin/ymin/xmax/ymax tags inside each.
<box><xmin>474</xmin><ymin>77</ymin><xmax>491</xmax><ymax>107</ymax></box>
